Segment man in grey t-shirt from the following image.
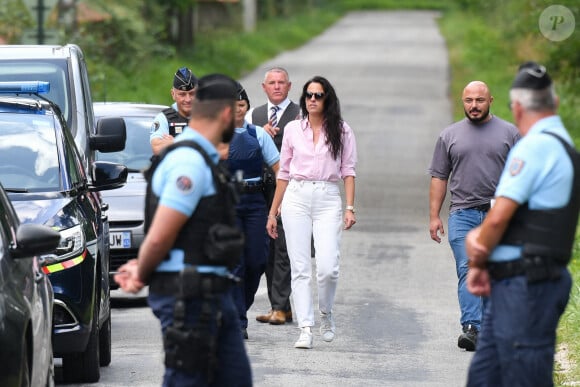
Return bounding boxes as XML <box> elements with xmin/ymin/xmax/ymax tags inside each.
<box><xmin>428</xmin><ymin>81</ymin><xmax>520</xmax><ymax>351</ymax></box>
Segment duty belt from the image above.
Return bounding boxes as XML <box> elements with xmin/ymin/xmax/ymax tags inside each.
<box><xmin>488</xmin><ymin>255</ymin><xmax>564</xmax><ymax>283</ymax></box>
<box><xmin>240</xmin><ymin>181</ymin><xmax>264</xmax><ymax>194</ymax></box>
<box><xmin>149</xmin><ymin>269</ymin><xmax>233</xmax><ymax>298</ymax></box>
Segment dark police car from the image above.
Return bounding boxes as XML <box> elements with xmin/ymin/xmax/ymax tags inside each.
<box><xmin>0</xmin><ymin>181</ymin><xmax>61</xmax><ymax>387</ymax></box>
<box><xmin>0</xmin><ymin>82</ymin><xmax>127</xmax><ymax>383</ymax></box>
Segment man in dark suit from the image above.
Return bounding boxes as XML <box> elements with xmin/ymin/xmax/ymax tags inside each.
<box><xmin>245</xmin><ymin>66</ymin><xmax>300</xmax><ymax>324</ymax></box>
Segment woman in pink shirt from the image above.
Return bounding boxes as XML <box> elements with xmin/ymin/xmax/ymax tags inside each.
<box><xmin>266</xmin><ymin>75</ymin><xmax>357</xmax><ymax>349</ymax></box>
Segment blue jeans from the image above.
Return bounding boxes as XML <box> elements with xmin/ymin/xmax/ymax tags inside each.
<box><xmin>448</xmin><ymin>208</ymin><xmax>486</xmax><ymax>330</ymax></box>
<box><xmin>148</xmin><ymin>291</ymin><xmax>252</xmax><ymax>387</ymax></box>
<box><xmin>467</xmin><ymin>268</ymin><xmax>571</xmax><ymax>386</ymax></box>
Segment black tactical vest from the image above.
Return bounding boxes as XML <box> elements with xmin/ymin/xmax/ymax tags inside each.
<box><xmin>162</xmin><ymin>107</ymin><xmax>189</xmax><ymax>137</ymax></box>
<box><xmin>500</xmin><ymin>132</ymin><xmax>580</xmax><ymax>264</ymax></box>
<box><xmin>227</xmin><ymin>124</ymin><xmax>263</xmax><ymax>180</ymax></box>
<box><xmin>144</xmin><ymin>140</ymin><xmax>241</xmax><ymax>268</ymax></box>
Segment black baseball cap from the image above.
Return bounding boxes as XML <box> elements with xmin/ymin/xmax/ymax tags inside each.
<box><xmin>195</xmin><ymin>74</ymin><xmax>238</xmax><ymax>101</ymax></box>
<box><xmin>173</xmin><ymin>67</ymin><xmax>197</xmax><ymax>91</ymax></box>
<box><xmin>511</xmin><ymin>61</ymin><xmax>552</xmax><ymax>90</ymax></box>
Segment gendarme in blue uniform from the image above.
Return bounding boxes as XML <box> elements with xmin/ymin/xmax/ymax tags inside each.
<box><xmin>150</xmin><ymin>67</ymin><xmax>196</xmax><ymax>142</ymax></box>
<box><xmin>150</xmin><ymin>102</ymin><xmax>189</xmax><ymax>140</ymax></box>
<box><xmin>229</xmin><ymin>122</ymin><xmax>280</xmax><ymax>179</ymax></box>
<box><xmin>489</xmin><ymin>115</ymin><xmax>574</xmax><ymax>263</ymax></box>
<box><xmin>468</xmin><ymin>114</ymin><xmax>575</xmax><ymax>387</ymax></box>
<box><xmin>148</xmin><ymin>125</ymin><xmax>252</xmax><ymax>386</ymax></box>
<box><xmin>227</xmin><ymin>121</ymin><xmax>279</xmax><ymax>331</ymax></box>
<box><xmin>152</xmin><ymin>128</ymin><xmax>228</xmax><ymax>275</ymax></box>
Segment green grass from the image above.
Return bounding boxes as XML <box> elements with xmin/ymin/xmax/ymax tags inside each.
<box><xmin>438</xmin><ymin>11</ymin><xmax>515</xmax><ymax>122</ymax></box>
<box><xmin>555</xmin><ymin>239</ymin><xmax>580</xmax><ymax>385</ymax></box>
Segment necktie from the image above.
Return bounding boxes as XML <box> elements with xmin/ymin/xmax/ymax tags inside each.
<box><xmin>269</xmin><ymin>105</ymin><xmax>279</xmax><ymax>128</ymax></box>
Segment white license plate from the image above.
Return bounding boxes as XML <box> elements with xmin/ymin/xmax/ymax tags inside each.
<box><xmin>110</xmin><ymin>231</ymin><xmax>131</xmax><ymax>249</ymax></box>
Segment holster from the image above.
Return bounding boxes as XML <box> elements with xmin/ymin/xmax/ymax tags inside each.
<box><xmin>159</xmin><ymin>267</ymin><xmax>229</xmax><ymax>381</ymax></box>
<box><xmin>523</xmin><ymin>255</ymin><xmax>563</xmax><ymax>283</ymax></box>
<box><xmin>163</xmin><ymin>323</ymin><xmax>217</xmax><ymax>377</ymax></box>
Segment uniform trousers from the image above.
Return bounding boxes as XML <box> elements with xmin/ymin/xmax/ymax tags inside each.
<box><xmin>281</xmin><ymin>179</ymin><xmax>342</xmax><ymax>328</ymax></box>
<box><xmin>231</xmin><ymin>191</ymin><xmax>269</xmax><ymax>328</ymax></box>
<box><xmin>466</xmin><ymin>268</ymin><xmax>571</xmax><ymax>386</ymax></box>
<box><xmin>148</xmin><ymin>290</ymin><xmax>252</xmax><ymax>387</ymax></box>
<box><xmin>264</xmin><ymin>218</ymin><xmax>292</xmax><ymax>312</ymax></box>
<box><xmin>448</xmin><ymin>208</ymin><xmax>486</xmax><ymax>330</ymax></box>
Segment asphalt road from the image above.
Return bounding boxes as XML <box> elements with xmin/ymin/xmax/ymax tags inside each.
<box><xmin>59</xmin><ymin>10</ymin><xmax>474</xmax><ymax>387</ymax></box>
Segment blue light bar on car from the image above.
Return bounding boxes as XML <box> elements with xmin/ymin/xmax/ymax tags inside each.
<box><xmin>0</xmin><ymin>81</ymin><xmax>50</xmax><ymax>94</ymax></box>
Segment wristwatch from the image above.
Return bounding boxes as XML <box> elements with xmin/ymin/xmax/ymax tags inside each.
<box><xmin>345</xmin><ymin>205</ymin><xmax>356</xmax><ymax>213</ymax></box>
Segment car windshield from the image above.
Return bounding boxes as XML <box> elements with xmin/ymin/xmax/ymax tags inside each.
<box><xmin>0</xmin><ymin>113</ymin><xmax>60</xmax><ymax>191</ymax></box>
<box><xmin>0</xmin><ymin>61</ymin><xmax>71</xmax><ymax>127</ymax></box>
<box><xmin>97</xmin><ymin>116</ymin><xmax>152</xmax><ymax>171</ymax></box>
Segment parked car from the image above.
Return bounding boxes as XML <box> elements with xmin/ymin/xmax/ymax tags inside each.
<box><xmin>0</xmin><ymin>82</ymin><xmax>127</xmax><ymax>383</ymax></box>
<box><xmin>94</xmin><ymin>102</ymin><xmax>168</xmax><ymax>296</ymax></box>
<box><xmin>0</xmin><ymin>44</ymin><xmax>126</xmax><ymax>381</ymax></box>
<box><xmin>0</xmin><ymin>181</ymin><xmax>61</xmax><ymax>387</ymax></box>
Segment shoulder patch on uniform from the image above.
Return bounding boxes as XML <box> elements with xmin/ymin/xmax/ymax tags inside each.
<box><xmin>151</xmin><ymin>121</ymin><xmax>160</xmax><ymax>133</ymax></box>
<box><xmin>509</xmin><ymin>158</ymin><xmax>525</xmax><ymax>176</ymax></box>
<box><xmin>175</xmin><ymin>176</ymin><xmax>194</xmax><ymax>193</ymax></box>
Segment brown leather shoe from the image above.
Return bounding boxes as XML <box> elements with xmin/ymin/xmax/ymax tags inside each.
<box><xmin>268</xmin><ymin>310</ymin><xmax>287</xmax><ymax>325</ymax></box>
<box><xmin>285</xmin><ymin>310</ymin><xmax>293</xmax><ymax>323</ymax></box>
<box><xmin>256</xmin><ymin>310</ymin><xmax>273</xmax><ymax>323</ymax></box>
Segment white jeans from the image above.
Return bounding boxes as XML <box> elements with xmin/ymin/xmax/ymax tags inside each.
<box><xmin>281</xmin><ymin>179</ymin><xmax>343</xmax><ymax>328</ymax></box>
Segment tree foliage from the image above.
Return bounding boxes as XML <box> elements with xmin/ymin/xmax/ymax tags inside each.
<box><xmin>67</xmin><ymin>1</ymin><xmax>172</xmax><ymax>70</ymax></box>
<box><xmin>0</xmin><ymin>0</ymin><xmax>34</xmax><ymax>42</ymax></box>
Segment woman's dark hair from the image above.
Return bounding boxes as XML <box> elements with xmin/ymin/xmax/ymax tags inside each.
<box><xmin>300</xmin><ymin>76</ymin><xmax>344</xmax><ymax>160</ymax></box>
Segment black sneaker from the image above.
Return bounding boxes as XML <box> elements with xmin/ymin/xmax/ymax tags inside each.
<box><xmin>458</xmin><ymin>324</ymin><xmax>478</xmax><ymax>351</ymax></box>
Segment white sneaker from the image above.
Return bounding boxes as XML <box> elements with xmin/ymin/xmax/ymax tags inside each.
<box><xmin>294</xmin><ymin>327</ymin><xmax>313</xmax><ymax>349</ymax></box>
<box><xmin>320</xmin><ymin>312</ymin><xmax>336</xmax><ymax>342</ymax></box>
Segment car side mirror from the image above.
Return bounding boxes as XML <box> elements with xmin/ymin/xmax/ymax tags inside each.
<box><xmin>91</xmin><ymin>117</ymin><xmax>126</xmax><ymax>153</ymax></box>
<box><xmin>11</xmin><ymin>223</ymin><xmax>61</xmax><ymax>259</ymax></box>
<box><xmin>89</xmin><ymin>161</ymin><xmax>128</xmax><ymax>192</ymax></box>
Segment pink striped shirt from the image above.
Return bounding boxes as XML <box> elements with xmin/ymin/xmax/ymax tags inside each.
<box><xmin>278</xmin><ymin>118</ymin><xmax>357</xmax><ymax>182</ymax></box>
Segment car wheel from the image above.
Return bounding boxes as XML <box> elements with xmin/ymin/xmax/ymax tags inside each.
<box><xmin>99</xmin><ymin>310</ymin><xmax>112</xmax><ymax>366</ymax></box>
<box><xmin>61</xmin><ymin>295</ymin><xmax>100</xmax><ymax>383</ymax></box>
<box><xmin>18</xmin><ymin>336</ymin><xmax>30</xmax><ymax>387</ymax></box>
